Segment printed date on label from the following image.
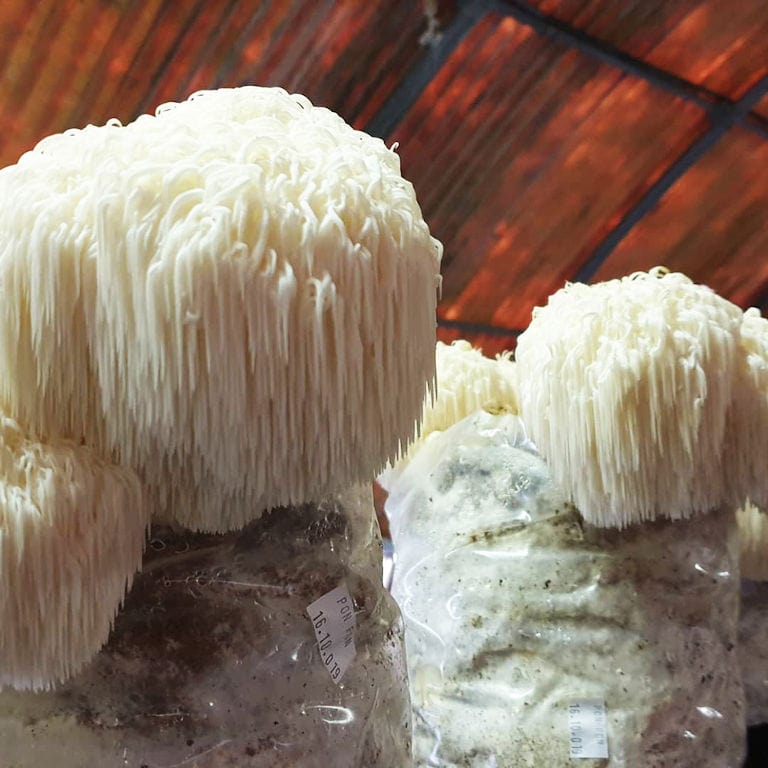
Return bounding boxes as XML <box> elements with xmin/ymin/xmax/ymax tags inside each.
<box><xmin>568</xmin><ymin>700</ymin><xmax>609</xmax><ymax>759</ymax></box>
<box><xmin>307</xmin><ymin>583</ymin><xmax>358</xmax><ymax>684</ymax></box>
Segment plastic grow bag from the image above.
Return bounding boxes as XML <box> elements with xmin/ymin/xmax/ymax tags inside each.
<box><xmin>740</xmin><ymin>579</ymin><xmax>768</xmax><ymax>727</ymax></box>
<box><xmin>385</xmin><ymin>410</ymin><xmax>745</xmax><ymax>768</ymax></box>
<box><xmin>0</xmin><ymin>484</ymin><xmax>411</xmax><ymax>767</ymax></box>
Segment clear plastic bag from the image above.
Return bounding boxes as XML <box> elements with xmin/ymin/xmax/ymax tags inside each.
<box><xmin>385</xmin><ymin>410</ymin><xmax>745</xmax><ymax>768</ymax></box>
<box><xmin>0</xmin><ymin>484</ymin><xmax>411</xmax><ymax>767</ymax></box>
<box><xmin>739</xmin><ymin>580</ymin><xmax>768</xmax><ymax>726</ymax></box>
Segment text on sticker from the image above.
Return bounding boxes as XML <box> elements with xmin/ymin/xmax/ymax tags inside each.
<box><xmin>306</xmin><ymin>583</ymin><xmax>357</xmax><ymax>684</ymax></box>
<box><xmin>568</xmin><ymin>699</ymin><xmax>609</xmax><ymax>759</ymax></box>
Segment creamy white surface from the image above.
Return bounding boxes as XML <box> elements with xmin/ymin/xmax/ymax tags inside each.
<box><xmin>515</xmin><ymin>269</ymin><xmax>743</xmax><ymax>528</ymax></box>
<box><xmin>424</xmin><ymin>340</ymin><xmax>517</xmax><ymax>438</ymax></box>
<box><xmin>0</xmin><ymin>86</ymin><xmax>442</xmax><ymax>531</ymax></box>
<box><xmin>380</xmin><ymin>339</ymin><xmax>517</xmax><ymax>491</ymax></box>
<box><xmin>728</xmin><ymin>308</ymin><xmax>768</xmax><ymax>511</ymax></box>
<box><xmin>0</xmin><ymin>416</ymin><xmax>146</xmax><ymax>690</ymax></box>
<box><xmin>738</xmin><ymin>503</ymin><xmax>768</xmax><ymax>581</ymax></box>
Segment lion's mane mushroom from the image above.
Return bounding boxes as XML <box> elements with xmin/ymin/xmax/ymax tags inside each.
<box><xmin>0</xmin><ymin>86</ymin><xmax>442</xmax><ymax>532</ymax></box>
<box><xmin>728</xmin><ymin>308</ymin><xmax>768</xmax><ymax>511</ymax></box>
<box><xmin>738</xmin><ymin>502</ymin><xmax>768</xmax><ymax>581</ymax></box>
<box><xmin>515</xmin><ymin>268</ymin><xmax>743</xmax><ymax>528</ymax></box>
<box><xmin>379</xmin><ymin>339</ymin><xmax>517</xmax><ymax>490</ymax></box>
<box><xmin>425</xmin><ymin>340</ymin><xmax>517</xmax><ymax>435</ymax></box>
<box><xmin>732</xmin><ymin>310</ymin><xmax>768</xmax><ymax>578</ymax></box>
<box><xmin>0</xmin><ymin>415</ymin><xmax>145</xmax><ymax>690</ymax></box>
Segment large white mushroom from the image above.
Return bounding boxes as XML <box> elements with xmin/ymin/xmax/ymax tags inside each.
<box><xmin>0</xmin><ymin>86</ymin><xmax>442</xmax><ymax>532</ymax></box>
<box><xmin>515</xmin><ymin>268</ymin><xmax>745</xmax><ymax>528</ymax></box>
<box><xmin>0</xmin><ymin>415</ymin><xmax>145</xmax><ymax>690</ymax></box>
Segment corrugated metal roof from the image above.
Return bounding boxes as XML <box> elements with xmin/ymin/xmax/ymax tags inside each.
<box><xmin>1</xmin><ymin>0</ymin><xmax>766</xmax><ymax>357</ymax></box>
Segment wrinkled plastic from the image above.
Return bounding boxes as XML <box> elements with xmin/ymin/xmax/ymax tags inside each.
<box><xmin>739</xmin><ymin>580</ymin><xmax>768</xmax><ymax>726</ymax></box>
<box><xmin>0</xmin><ymin>484</ymin><xmax>411</xmax><ymax>767</ymax></box>
<box><xmin>385</xmin><ymin>411</ymin><xmax>745</xmax><ymax>768</ymax></box>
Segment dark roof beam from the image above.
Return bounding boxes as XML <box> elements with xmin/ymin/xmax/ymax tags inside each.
<box><xmin>571</xmin><ymin>71</ymin><xmax>768</xmax><ymax>284</ymax></box>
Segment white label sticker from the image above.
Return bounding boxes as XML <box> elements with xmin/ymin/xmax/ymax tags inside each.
<box><xmin>568</xmin><ymin>699</ymin><xmax>609</xmax><ymax>759</ymax></box>
<box><xmin>307</xmin><ymin>582</ymin><xmax>357</xmax><ymax>684</ymax></box>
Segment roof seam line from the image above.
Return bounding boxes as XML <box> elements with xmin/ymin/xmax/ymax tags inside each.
<box><xmin>491</xmin><ymin>0</ymin><xmax>768</xmax><ymax>138</ymax></box>
<box><xmin>743</xmin><ymin>112</ymin><xmax>768</xmax><ymax>141</ymax></box>
<box><xmin>135</xmin><ymin>0</ymin><xmax>211</xmax><ymax>117</ymax></box>
<box><xmin>438</xmin><ymin>318</ymin><xmax>524</xmax><ymax>337</ymax></box>
<box><xmin>363</xmin><ymin>0</ymin><xmax>488</xmax><ymax>139</ymax></box>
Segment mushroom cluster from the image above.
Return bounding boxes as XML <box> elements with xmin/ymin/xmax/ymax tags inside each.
<box><xmin>0</xmin><ymin>86</ymin><xmax>441</xmax><ymax>535</ymax></box>
<box><xmin>423</xmin><ymin>339</ymin><xmax>518</xmax><ymax>436</ymax></box>
<box><xmin>0</xmin><ymin>84</ymin><xmax>441</xmax><ymax>731</ymax></box>
<box><xmin>385</xmin><ymin>267</ymin><xmax>767</xmax><ymax>767</ymax></box>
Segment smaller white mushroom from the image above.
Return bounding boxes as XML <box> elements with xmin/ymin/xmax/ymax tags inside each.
<box><xmin>727</xmin><ymin>308</ymin><xmax>768</xmax><ymax>510</ymax></box>
<box><xmin>379</xmin><ymin>339</ymin><xmax>517</xmax><ymax>488</ymax></box>
<box><xmin>515</xmin><ymin>268</ymin><xmax>743</xmax><ymax>528</ymax></box>
<box><xmin>738</xmin><ymin>502</ymin><xmax>768</xmax><ymax>581</ymax></box>
<box><xmin>424</xmin><ymin>339</ymin><xmax>517</xmax><ymax>437</ymax></box>
<box><xmin>0</xmin><ymin>416</ymin><xmax>146</xmax><ymax>690</ymax></box>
